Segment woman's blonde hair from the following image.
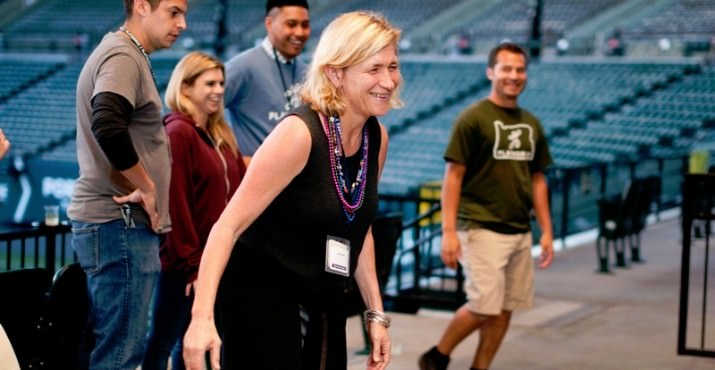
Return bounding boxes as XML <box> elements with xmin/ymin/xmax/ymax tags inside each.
<box><xmin>300</xmin><ymin>11</ymin><xmax>403</xmax><ymax>115</ymax></box>
<box><xmin>165</xmin><ymin>51</ymin><xmax>239</xmax><ymax>157</ymax></box>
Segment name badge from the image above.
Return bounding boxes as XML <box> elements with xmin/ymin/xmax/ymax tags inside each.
<box><xmin>325</xmin><ymin>235</ymin><xmax>350</xmax><ymax>277</ymax></box>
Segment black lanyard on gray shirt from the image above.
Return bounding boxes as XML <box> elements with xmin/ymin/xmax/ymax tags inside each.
<box><xmin>273</xmin><ymin>48</ymin><xmax>296</xmax><ymax>104</ymax></box>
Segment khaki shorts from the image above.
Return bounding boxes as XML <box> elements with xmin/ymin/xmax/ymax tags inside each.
<box><xmin>458</xmin><ymin>228</ymin><xmax>534</xmax><ymax>315</ymax></box>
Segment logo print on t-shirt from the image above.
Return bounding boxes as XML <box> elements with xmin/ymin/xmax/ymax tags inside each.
<box><xmin>492</xmin><ymin>120</ymin><xmax>534</xmax><ymax>161</ymax></box>
<box><xmin>268</xmin><ymin>84</ymin><xmax>303</xmax><ymax>121</ymax></box>
<box><xmin>508</xmin><ymin>129</ymin><xmax>522</xmax><ymax>150</ymax></box>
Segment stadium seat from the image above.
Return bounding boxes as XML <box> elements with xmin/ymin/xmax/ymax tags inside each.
<box><xmin>43</xmin><ymin>263</ymin><xmax>88</xmax><ymax>370</ymax></box>
<box><xmin>595</xmin><ymin>177</ymin><xmax>655</xmax><ymax>273</ymax></box>
<box><xmin>0</xmin><ymin>267</ymin><xmax>52</xmax><ymax>369</ymax></box>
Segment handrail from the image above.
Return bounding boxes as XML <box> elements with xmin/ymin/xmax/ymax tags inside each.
<box><xmin>402</xmin><ymin>202</ymin><xmax>441</xmax><ymax>231</ymax></box>
<box><xmin>678</xmin><ymin>174</ymin><xmax>715</xmax><ymax>358</ymax></box>
<box><xmin>390</xmin><ymin>198</ymin><xmax>451</xmax><ymax>306</ymax></box>
<box><xmin>394</xmin><ymin>226</ymin><xmax>442</xmax><ymax>295</ymax></box>
<box><xmin>1</xmin><ymin>223</ymin><xmax>72</xmax><ymax>272</ymax></box>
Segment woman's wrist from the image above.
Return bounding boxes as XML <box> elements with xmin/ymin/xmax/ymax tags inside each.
<box><xmin>363</xmin><ymin>308</ymin><xmax>391</xmax><ymax>328</ymax></box>
<box><xmin>190</xmin><ymin>306</ymin><xmax>214</xmax><ymax>321</ymax></box>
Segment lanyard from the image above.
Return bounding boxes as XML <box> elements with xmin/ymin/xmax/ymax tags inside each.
<box><xmin>273</xmin><ymin>48</ymin><xmax>296</xmax><ymax>104</ymax></box>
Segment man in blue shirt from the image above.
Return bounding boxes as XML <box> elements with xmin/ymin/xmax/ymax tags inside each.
<box><xmin>224</xmin><ymin>0</ymin><xmax>310</xmax><ymax>165</ymax></box>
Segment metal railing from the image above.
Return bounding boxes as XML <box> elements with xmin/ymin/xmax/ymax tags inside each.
<box><xmin>678</xmin><ymin>174</ymin><xmax>715</xmax><ymax>358</ymax></box>
<box><xmin>0</xmin><ymin>155</ymin><xmax>691</xmax><ymax>312</ymax></box>
<box><xmin>1</xmin><ymin>223</ymin><xmax>73</xmax><ymax>272</ymax></box>
<box><xmin>376</xmin><ymin>155</ymin><xmax>689</xmax><ymax>311</ymax></box>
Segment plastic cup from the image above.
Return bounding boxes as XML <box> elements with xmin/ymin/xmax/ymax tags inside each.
<box><xmin>44</xmin><ymin>205</ymin><xmax>60</xmax><ymax>227</ymax></box>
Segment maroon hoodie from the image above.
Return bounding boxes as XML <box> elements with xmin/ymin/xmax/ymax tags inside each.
<box><xmin>161</xmin><ymin>111</ymin><xmax>246</xmax><ymax>282</ymax></box>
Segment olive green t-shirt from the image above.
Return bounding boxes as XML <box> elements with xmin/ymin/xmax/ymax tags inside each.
<box><xmin>444</xmin><ymin>99</ymin><xmax>552</xmax><ymax>233</ymax></box>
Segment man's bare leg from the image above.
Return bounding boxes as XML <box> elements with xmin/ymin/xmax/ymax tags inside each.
<box><xmin>435</xmin><ymin>305</ymin><xmax>484</xmax><ymax>355</ymax></box>
<box><xmin>472</xmin><ymin>310</ymin><xmax>512</xmax><ymax>369</ymax></box>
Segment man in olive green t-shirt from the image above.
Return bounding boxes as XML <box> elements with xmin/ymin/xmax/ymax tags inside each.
<box><xmin>420</xmin><ymin>42</ymin><xmax>554</xmax><ymax>370</ymax></box>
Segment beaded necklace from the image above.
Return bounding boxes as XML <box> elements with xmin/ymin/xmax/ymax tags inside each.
<box><xmin>119</xmin><ymin>25</ymin><xmax>155</xmax><ymax>83</ymax></box>
<box><xmin>323</xmin><ymin>114</ymin><xmax>369</xmax><ymax>222</ymax></box>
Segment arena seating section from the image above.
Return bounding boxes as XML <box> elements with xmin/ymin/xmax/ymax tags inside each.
<box><xmin>622</xmin><ymin>0</ymin><xmax>715</xmax><ymax>41</ymax></box>
<box><xmin>0</xmin><ymin>0</ymin><xmax>714</xmax><ymax>201</ymax></box>
<box><xmin>442</xmin><ymin>0</ymin><xmax>627</xmax><ymax>49</ymax></box>
<box><xmin>2</xmin><ymin>0</ymin><xmax>121</xmax><ymax>51</ymax></box>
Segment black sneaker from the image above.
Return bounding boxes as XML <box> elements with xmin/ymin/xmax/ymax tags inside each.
<box><xmin>418</xmin><ymin>346</ymin><xmax>450</xmax><ymax>370</ymax></box>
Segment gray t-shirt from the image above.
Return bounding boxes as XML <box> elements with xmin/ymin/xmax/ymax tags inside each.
<box><xmin>68</xmin><ymin>31</ymin><xmax>171</xmax><ymax>232</ymax></box>
<box><xmin>224</xmin><ymin>39</ymin><xmax>307</xmax><ymax>156</ymax></box>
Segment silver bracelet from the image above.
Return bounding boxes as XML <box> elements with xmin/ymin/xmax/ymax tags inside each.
<box><xmin>363</xmin><ymin>308</ymin><xmax>391</xmax><ymax>328</ymax></box>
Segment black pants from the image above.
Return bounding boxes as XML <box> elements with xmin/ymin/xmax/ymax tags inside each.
<box><xmin>218</xmin><ymin>246</ymin><xmax>348</xmax><ymax>370</ymax></box>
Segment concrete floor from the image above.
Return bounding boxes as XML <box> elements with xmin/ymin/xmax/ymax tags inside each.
<box><xmin>346</xmin><ymin>217</ymin><xmax>715</xmax><ymax>369</ymax></box>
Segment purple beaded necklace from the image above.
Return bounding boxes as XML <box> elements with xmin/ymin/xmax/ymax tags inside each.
<box><xmin>323</xmin><ymin>113</ymin><xmax>369</xmax><ymax>222</ymax></box>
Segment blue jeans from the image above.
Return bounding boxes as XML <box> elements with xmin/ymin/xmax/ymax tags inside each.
<box><xmin>72</xmin><ymin>218</ymin><xmax>160</xmax><ymax>370</ymax></box>
<box><xmin>142</xmin><ymin>271</ymin><xmax>193</xmax><ymax>370</ymax></box>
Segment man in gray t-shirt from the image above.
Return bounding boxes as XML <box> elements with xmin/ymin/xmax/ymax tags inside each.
<box><xmin>68</xmin><ymin>1</ymin><xmax>187</xmax><ymax>369</ymax></box>
<box><xmin>224</xmin><ymin>0</ymin><xmax>310</xmax><ymax>164</ymax></box>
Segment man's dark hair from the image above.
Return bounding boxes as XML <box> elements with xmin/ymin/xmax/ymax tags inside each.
<box><xmin>265</xmin><ymin>0</ymin><xmax>309</xmax><ymax>15</ymax></box>
<box><xmin>488</xmin><ymin>42</ymin><xmax>529</xmax><ymax>68</ymax></box>
<box><xmin>123</xmin><ymin>0</ymin><xmax>161</xmax><ymax>18</ymax></box>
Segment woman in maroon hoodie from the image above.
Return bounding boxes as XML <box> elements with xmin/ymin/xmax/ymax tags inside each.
<box><xmin>143</xmin><ymin>51</ymin><xmax>246</xmax><ymax>370</ymax></box>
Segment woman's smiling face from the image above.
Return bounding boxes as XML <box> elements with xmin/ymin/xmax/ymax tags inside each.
<box><xmin>339</xmin><ymin>44</ymin><xmax>401</xmax><ymax>119</ymax></box>
<box><xmin>183</xmin><ymin>67</ymin><xmax>225</xmax><ymax>118</ymax></box>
